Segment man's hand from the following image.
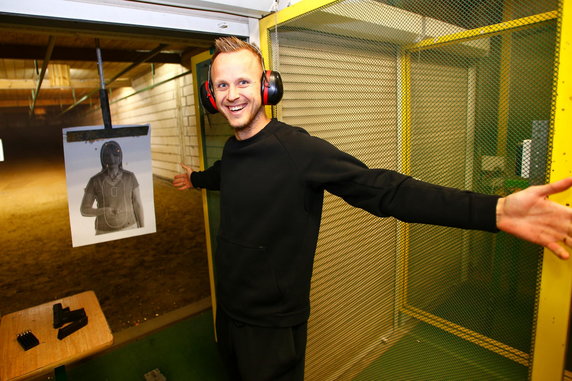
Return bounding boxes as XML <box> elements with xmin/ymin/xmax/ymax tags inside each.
<box><xmin>173</xmin><ymin>163</ymin><xmax>194</xmax><ymax>190</ymax></box>
<box><xmin>496</xmin><ymin>177</ymin><xmax>572</xmax><ymax>260</ymax></box>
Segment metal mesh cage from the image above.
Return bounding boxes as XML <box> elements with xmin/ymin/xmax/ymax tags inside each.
<box><xmin>266</xmin><ymin>0</ymin><xmax>560</xmax><ymax>379</ymax></box>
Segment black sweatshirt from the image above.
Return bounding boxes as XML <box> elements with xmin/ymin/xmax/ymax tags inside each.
<box><xmin>191</xmin><ymin>119</ymin><xmax>500</xmax><ymax>327</ymax></box>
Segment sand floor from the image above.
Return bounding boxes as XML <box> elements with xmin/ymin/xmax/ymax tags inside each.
<box><xmin>0</xmin><ymin>155</ymin><xmax>211</xmax><ymax>332</ymax></box>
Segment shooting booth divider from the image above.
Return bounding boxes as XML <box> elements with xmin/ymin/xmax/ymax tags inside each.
<box><xmin>254</xmin><ymin>0</ymin><xmax>572</xmax><ymax>380</ymax></box>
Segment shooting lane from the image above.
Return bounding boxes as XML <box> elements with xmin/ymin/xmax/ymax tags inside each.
<box><xmin>0</xmin><ymin>0</ymin><xmax>571</xmax><ymax>380</ymax></box>
<box><xmin>0</xmin><ymin>1</ymin><xmax>248</xmax><ymax>379</ymax></box>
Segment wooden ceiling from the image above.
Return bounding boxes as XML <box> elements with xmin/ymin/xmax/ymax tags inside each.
<box><xmin>0</xmin><ymin>21</ymin><xmax>218</xmax><ymax>115</ymax></box>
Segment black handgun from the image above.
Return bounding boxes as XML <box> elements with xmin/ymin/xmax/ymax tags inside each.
<box><xmin>52</xmin><ymin>302</ymin><xmax>89</xmax><ymax>339</ymax></box>
<box><xmin>53</xmin><ymin>303</ymin><xmax>86</xmax><ymax>329</ymax></box>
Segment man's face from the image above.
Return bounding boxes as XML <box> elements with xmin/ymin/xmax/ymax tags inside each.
<box><xmin>211</xmin><ymin>49</ymin><xmax>268</xmax><ymax>133</ymax></box>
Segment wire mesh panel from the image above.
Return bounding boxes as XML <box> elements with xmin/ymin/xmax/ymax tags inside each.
<box><xmin>267</xmin><ymin>0</ymin><xmax>560</xmax><ymax>380</ymax></box>
<box><xmin>404</xmin><ymin>13</ymin><xmax>557</xmax><ymax>369</ymax></box>
<box><xmin>276</xmin><ymin>33</ymin><xmax>402</xmax><ymax>380</ymax></box>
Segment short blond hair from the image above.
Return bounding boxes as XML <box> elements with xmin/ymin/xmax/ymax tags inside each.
<box><xmin>211</xmin><ymin>36</ymin><xmax>263</xmax><ymax>67</ymax></box>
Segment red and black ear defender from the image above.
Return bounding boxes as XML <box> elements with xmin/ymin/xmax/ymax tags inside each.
<box><xmin>261</xmin><ymin>70</ymin><xmax>284</xmax><ymax>107</ymax></box>
<box><xmin>199</xmin><ymin>68</ymin><xmax>284</xmax><ymax>114</ymax></box>
<box><xmin>200</xmin><ymin>80</ymin><xmax>219</xmax><ymax>114</ymax></box>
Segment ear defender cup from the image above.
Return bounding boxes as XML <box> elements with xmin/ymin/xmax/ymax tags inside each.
<box><xmin>262</xmin><ymin>70</ymin><xmax>284</xmax><ymax>106</ymax></box>
<box><xmin>199</xmin><ymin>70</ymin><xmax>284</xmax><ymax>114</ymax></box>
<box><xmin>200</xmin><ymin>81</ymin><xmax>219</xmax><ymax>114</ymax></box>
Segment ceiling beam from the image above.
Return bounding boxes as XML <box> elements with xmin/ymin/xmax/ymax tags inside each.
<box><xmin>0</xmin><ymin>17</ymin><xmax>218</xmax><ymax>49</ymax></box>
<box><xmin>0</xmin><ymin>98</ymin><xmax>90</xmax><ymax>108</ymax></box>
<box><xmin>0</xmin><ymin>78</ymin><xmax>132</xmax><ymax>89</ymax></box>
<box><xmin>0</xmin><ymin>44</ymin><xmax>182</xmax><ymax>63</ymax></box>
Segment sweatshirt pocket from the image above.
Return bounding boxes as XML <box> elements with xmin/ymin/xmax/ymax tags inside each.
<box><xmin>215</xmin><ymin>236</ymin><xmax>283</xmax><ymax>313</ymax></box>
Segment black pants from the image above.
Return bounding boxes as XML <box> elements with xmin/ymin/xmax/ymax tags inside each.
<box><xmin>216</xmin><ymin>307</ymin><xmax>307</xmax><ymax>381</ymax></box>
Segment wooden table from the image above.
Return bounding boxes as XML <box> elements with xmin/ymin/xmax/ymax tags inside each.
<box><xmin>0</xmin><ymin>291</ymin><xmax>113</xmax><ymax>381</ymax></box>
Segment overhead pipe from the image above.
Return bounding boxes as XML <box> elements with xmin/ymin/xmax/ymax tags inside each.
<box><xmin>95</xmin><ymin>39</ymin><xmax>113</xmax><ymax>129</ymax></box>
<box><xmin>59</xmin><ymin>43</ymin><xmax>169</xmax><ymax>116</ymax></box>
<box><xmin>108</xmin><ymin>44</ymin><xmax>167</xmax><ymax>84</ymax></box>
<box><xmin>110</xmin><ymin>69</ymin><xmax>191</xmax><ymax>105</ymax></box>
<box><xmin>29</xmin><ymin>35</ymin><xmax>56</xmax><ymax>114</ymax></box>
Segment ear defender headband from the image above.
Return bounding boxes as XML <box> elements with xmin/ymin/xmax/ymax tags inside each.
<box><xmin>199</xmin><ymin>50</ymin><xmax>283</xmax><ymax>114</ymax></box>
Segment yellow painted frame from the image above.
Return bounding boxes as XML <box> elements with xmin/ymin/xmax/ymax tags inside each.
<box><xmin>190</xmin><ymin>49</ymin><xmax>218</xmax><ymax>336</ymax></box>
<box><xmin>397</xmin><ymin>50</ymin><xmax>412</xmax><ymax>316</ymax></box>
<box><xmin>405</xmin><ymin>304</ymin><xmax>529</xmax><ymax>366</ymax></box>
<box><xmin>403</xmin><ymin>10</ymin><xmax>557</xmax><ymax>52</ymax></box>
<box><xmin>257</xmin><ymin>0</ymin><xmax>572</xmax><ymax>377</ymax></box>
<box><xmin>530</xmin><ymin>0</ymin><xmax>572</xmax><ymax>378</ymax></box>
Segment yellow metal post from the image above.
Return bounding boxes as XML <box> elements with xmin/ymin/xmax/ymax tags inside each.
<box><xmin>396</xmin><ymin>49</ymin><xmax>412</xmax><ymax>320</ymax></box>
<box><xmin>531</xmin><ymin>0</ymin><xmax>572</xmax><ymax>378</ymax></box>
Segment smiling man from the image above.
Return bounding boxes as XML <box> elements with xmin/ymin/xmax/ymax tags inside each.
<box><xmin>210</xmin><ymin>47</ymin><xmax>270</xmax><ymax>138</ymax></box>
<box><xmin>173</xmin><ymin>36</ymin><xmax>572</xmax><ymax>381</ymax></box>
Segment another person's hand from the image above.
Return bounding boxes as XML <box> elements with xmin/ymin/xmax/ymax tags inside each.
<box><xmin>173</xmin><ymin>163</ymin><xmax>194</xmax><ymax>190</ymax></box>
<box><xmin>496</xmin><ymin>177</ymin><xmax>572</xmax><ymax>259</ymax></box>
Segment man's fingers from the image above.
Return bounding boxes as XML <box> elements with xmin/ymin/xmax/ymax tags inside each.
<box><xmin>547</xmin><ymin>241</ymin><xmax>570</xmax><ymax>260</ymax></box>
<box><xmin>173</xmin><ymin>173</ymin><xmax>191</xmax><ymax>189</ymax></box>
<box><xmin>539</xmin><ymin>177</ymin><xmax>572</xmax><ymax>198</ymax></box>
<box><xmin>173</xmin><ymin>173</ymin><xmax>187</xmax><ymax>180</ymax></box>
<box><xmin>180</xmin><ymin>162</ymin><xmax>192</xmax><ymax>173</ymax></box>
<box><xmin>173</xmin><ymin>182</ymin><xmax>190</xmax><ymax>190</ymax></box>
